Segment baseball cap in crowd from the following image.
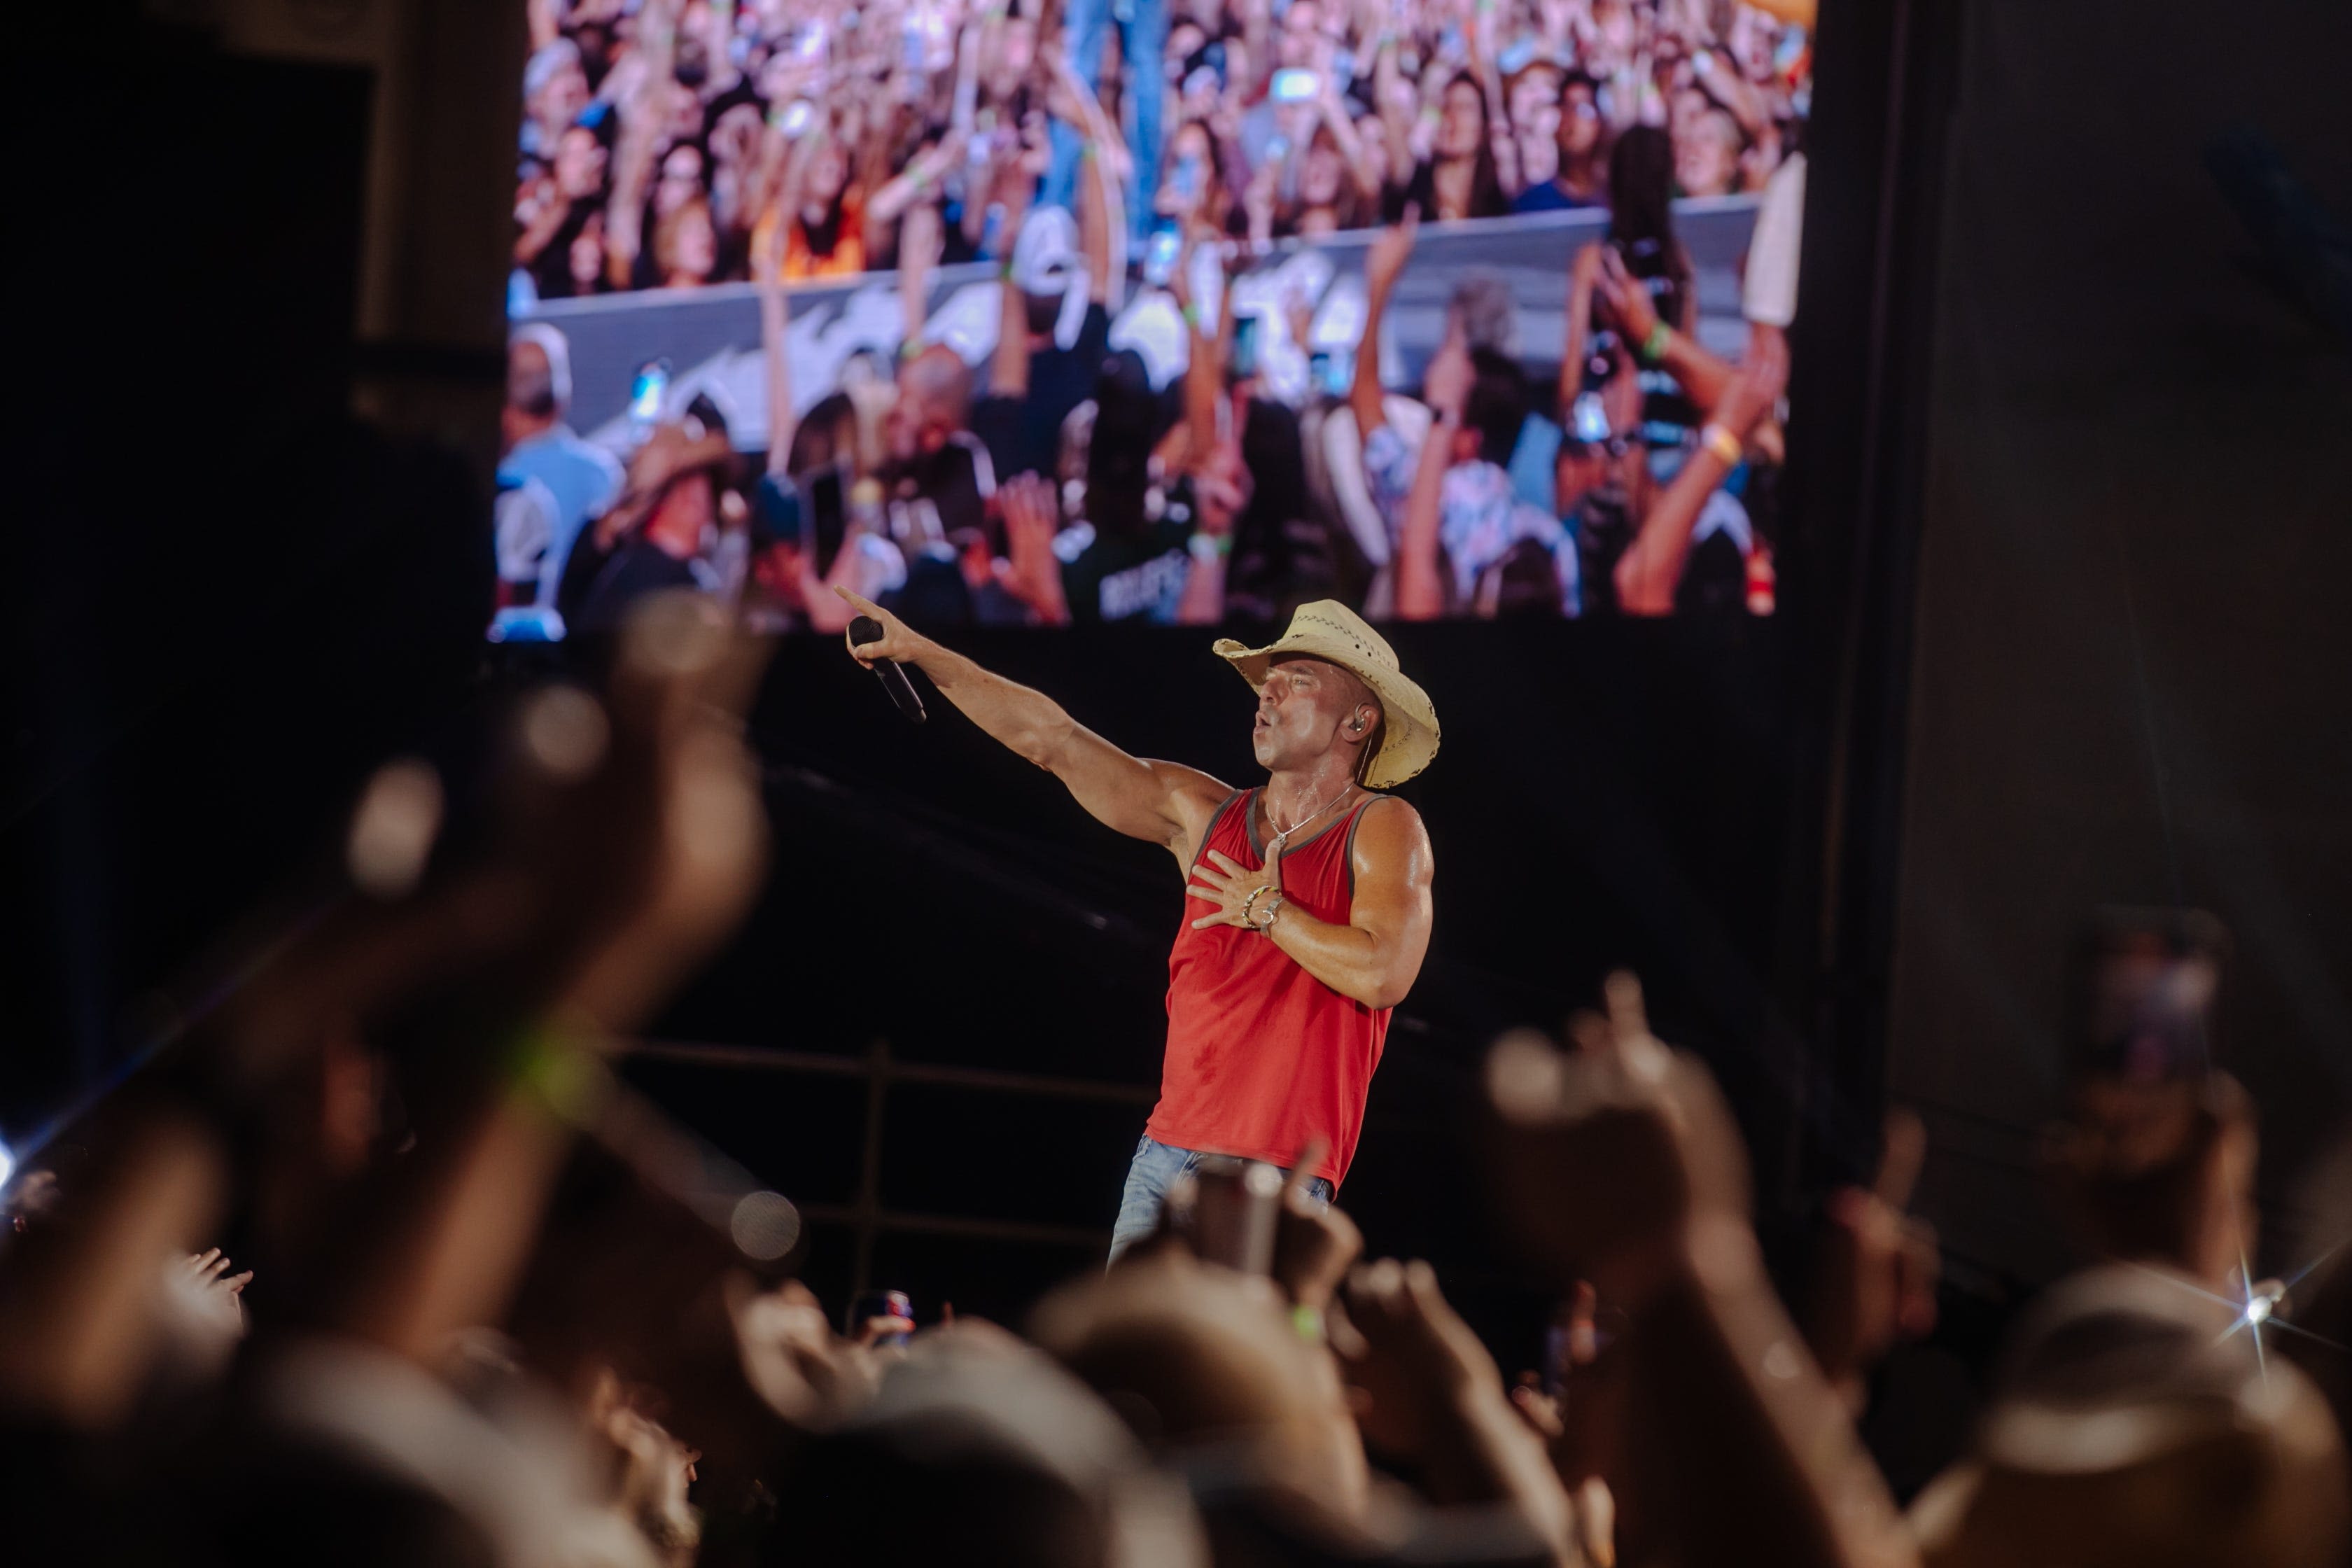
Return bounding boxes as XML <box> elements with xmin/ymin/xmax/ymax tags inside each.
<box><xmin>1013</xmin><ymin>206</ymin><xmax>1092</xmax><ymax>349</ymax></box>
<box><xmin>1013</xmin><ymin>206</ymin><xmax>1079</xmax><ymax>295</ymax></box>
<box><xmin>508</xmin><ymin>323</ymin><xmax>574</xmax><ymax>414</ymax></box>
<box><xmin>1499</xmin><ymin>43</ymin><xmax>1566</xmax><ymax>102</ymax></box>
<box><xmin>524</xmin><ymin>37</ymin><xmax>582</xmax><ymax>101</ymax></box>
<box><xmin>1108</xmin><ymin>294</ymin><xmax>1189</xmax><ymax>393</ymax></box>
<box><xmin>488</xmin><ymin>605</ymin><xmax>567</xmax><ymax>643</ymax></box>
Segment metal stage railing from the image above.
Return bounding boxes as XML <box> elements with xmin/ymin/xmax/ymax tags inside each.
<box><xmin>624</xmin><ymin>1037</ymin><xmax>1154</xmax><ymax>1292</ymax></box>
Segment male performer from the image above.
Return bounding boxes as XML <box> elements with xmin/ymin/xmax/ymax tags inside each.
<box><xmin>839</xmin><ymin>590</ymin><xmax>1438</xmax><ymax>1257</ymax></box>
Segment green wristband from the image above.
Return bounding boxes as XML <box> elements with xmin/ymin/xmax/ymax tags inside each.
<box><xmin>1639</xmin><ymin>321</ymin><xmax>1672</xmax><ymax>363</ymax></box>
<box><xmin>505</xmin><ymin>1023</ymin><xmax>608</xmax><ymax>1127</ymax></box>
<box><xmin>1191</xmin><ymin>527</ymin><xmax>1233</xmax><ymax>562</ymax></box>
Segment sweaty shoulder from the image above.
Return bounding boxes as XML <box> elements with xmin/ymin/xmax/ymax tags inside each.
<box><xmin>1351</xmin><ymin>794</ymin><xmax>1432</xmax><ymax>874</ymax></box>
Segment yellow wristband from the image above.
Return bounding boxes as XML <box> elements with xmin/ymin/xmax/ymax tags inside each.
<box><xmin>1700</xmin><ymin>422</ymin><xmax>1743</xmax><ymax>466</ymax></box>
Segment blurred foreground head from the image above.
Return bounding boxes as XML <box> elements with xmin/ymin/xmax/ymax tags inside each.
<box><xmin>774</xmin><ymin>1329</ymin><xmax>1206</xmax><ymax>1568</ymax></box>
<box><xmin>1032</xmin><ymin>1246</ymin><xmax>1370</xmax><ymax>1518</ymax></box>
<box><xmin>1912</xmin><ymin>1264</ymin><xmax>2350</xmax><ymax>1568</ymax></box>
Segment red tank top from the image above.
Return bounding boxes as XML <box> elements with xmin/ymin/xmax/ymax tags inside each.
<box><xmin>1149</xmin><ymin>788</ymin><xmax>1392</xmax><ymax>1189</ymax></box>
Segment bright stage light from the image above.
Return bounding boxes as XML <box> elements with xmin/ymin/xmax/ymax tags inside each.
<box><xmin>2241</xmin><ymin>1277</ymin><xmax>2287</xmax><ymax>1331</ymax></box>
<box><xmin>0</xmin><ymin>1138</ymin><xmax>14</xmax><ymax>1194</ymax></box>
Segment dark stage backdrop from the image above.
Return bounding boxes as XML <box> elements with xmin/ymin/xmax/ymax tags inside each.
<box><xmin>1883</xmin><ymin>0</ymin><xmax>2352</xmax><ymax>1298</ymax></box>
<box><xmin>624</xmin><ymin>615</ymin><xmax>1808</xmax><ymax>1355</ymax></box>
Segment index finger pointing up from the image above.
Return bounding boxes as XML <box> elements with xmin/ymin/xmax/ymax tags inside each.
<box><xmin>1872</xmin><ymin>1107</ymin><xmax>1927</xmax><ymax>1212</ymax></box>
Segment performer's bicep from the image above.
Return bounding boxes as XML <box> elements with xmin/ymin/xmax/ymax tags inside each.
<box><xmin>1049</xmin><ymin>724</ymin><xmax>1227</xmax><ymax>851</ymax></box>
<box><xmin>1348</xmin><ymin>802</ymin><xmax>1436</xmax><ymax>1002</ymax></box>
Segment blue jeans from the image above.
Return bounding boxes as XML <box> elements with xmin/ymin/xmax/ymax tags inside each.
<box><xmin>1044</xmin><ymin>0</ymin><xmax>1166</xmax><ymax>245</ymax></box>
<box><xmin>1109</xmin><ymin>1137</ymin><xmax>1336</xmax><ymax>1262</ymax></box>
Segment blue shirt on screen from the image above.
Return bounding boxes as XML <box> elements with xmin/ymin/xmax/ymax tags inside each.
<box><xmin>499</xmin><ymin>426</ymin><xmax>624</xmax><ymax>603</ymax></box>
<box><xmin>1508</xmin><ymin>414</ymin><xmax>1564</xmax><ymax>522</ymax></box>
<box><xmin>1512</xmin><ymin>181</ymin><xmax>1601</xmax><ymax>216</ymax></box>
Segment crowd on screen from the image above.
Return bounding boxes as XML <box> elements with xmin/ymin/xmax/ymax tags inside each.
<box><xmin>498</xmin><ymin>0</ymin><xmax>1807</xmax><ymax>635</ymax></box>
<box><xmin>513</xmin><ymin>0</ymin><xmax>1807</xmax><ymax>300</ymax></box>
<box><xmin>498</xmin><ymin>154</ymin><xmax>1802</xmax><ymax>634</ymax></box>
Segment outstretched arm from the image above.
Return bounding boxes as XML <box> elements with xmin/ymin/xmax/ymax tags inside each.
<box><xmin>1595</xmin><ymin>245</ymin><xmax>1732</xmax><ymax>413</ymax></box>
<box><xmin>1558</xmin><ymin>242</ymin><xmax>1601</xmax><ymax>419</ymax></box>
<box><xmin>1043</xmin><ymin>50</ymin><xmax>1126</xmax><ymax>304</ymax></box>
<box><xmin>1374</xmin><ymin>39</ymin><xmax>1418</xmax><ymax>178</ymax></box>
<box><xmin>990</xmin><ymin>177</ymin><xmax>1040</xmax><ymax>398</ymax></box>
<box><xmin>756</xmin><ymin>209</ymin><xmax>794</xmax><ymax>476</ymax></box>
<box><xmin>1321</xmin><ymin>86</ymin><xmax>1382</xmax><ymax>202</ymax></box>
<box><xmin>1615</xmin><ymin>326</ymin><xmax>1786</xmax><ymax>614</ymax></box>
<box><xmin>896</xmin><ymin>201</ymin><xmax>944</xmax><ymax>346</ymax></box>
<box><xmin>601</xmin><ymin>0</ymin><xmax>678</xmax><ymax>290</ymax></box>
<box><xmin>1186</xmin><ymin>796</ymin><xmax>1434</xmax><ymax>1009</ymax></box>
<box><xmin>836</xmin><ymin>590</ymin><xmax>1231</xmax><ymax>862</ymax></box>
<box><xmin>867</xmin><ymin>133</ymin><xmax>967</xmax><ymax>232</ymax></box>
<box><xmin>1177</xmin><ymin>228</ymin><xmax>1225</xmax><ymax>469</ymax></box>
<box><xmin>1471</xmin><ymin>4</ymin><xmax>1522</xmax><ymax>195</ymax></box>
<box><xmin>1488</xmin><ymin>975</ymin><xmax>1919</xmax><ymax>1568</ymax></box>
<box><xmin>1394</xmin><ymin>322</ymin><xmax>1471</xmax><ymax>621</ymax></box>
<box><xmin>1351</xmin><ymin>207</ymin><xmax>1420</xmax><ymax>439</ymax></box>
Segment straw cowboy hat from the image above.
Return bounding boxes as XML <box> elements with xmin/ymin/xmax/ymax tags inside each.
<box><xmin>1214</xmin><ymin>601</ymin><xmax>1440</xmax><ymax>790</ymax></box>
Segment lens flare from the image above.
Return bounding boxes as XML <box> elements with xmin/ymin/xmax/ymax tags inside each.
<box><xmin>730</xmin><ymin>1190</ymin><xmax>802</xmax><ymax>1261</ymax></box>
<box><xmin>347</xmin><ymin>759</ymin><xmax>445</xmax><ymax>899</ymax></box>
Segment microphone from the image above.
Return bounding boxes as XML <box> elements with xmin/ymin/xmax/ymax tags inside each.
<box><xmin>848</xmin><ymin>616</ymin><xmax>927</xmax><ymax>723</ymax></box>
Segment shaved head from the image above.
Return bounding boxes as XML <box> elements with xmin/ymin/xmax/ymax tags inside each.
<box><xmin>889</xmin><ymin>344</ymin><xmax>976</xmax><ymax>460</ymax></box>
<box><xmin>903</xmin><ymin>344</ymin><xmax>973</xmax><ymax>428</ymax></box>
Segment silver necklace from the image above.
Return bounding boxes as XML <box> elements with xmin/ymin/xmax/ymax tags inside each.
<box><xmin>1264</xmin><ymin>782</ymin><xmax>1356</xmax><ymax>857</ymax></box>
